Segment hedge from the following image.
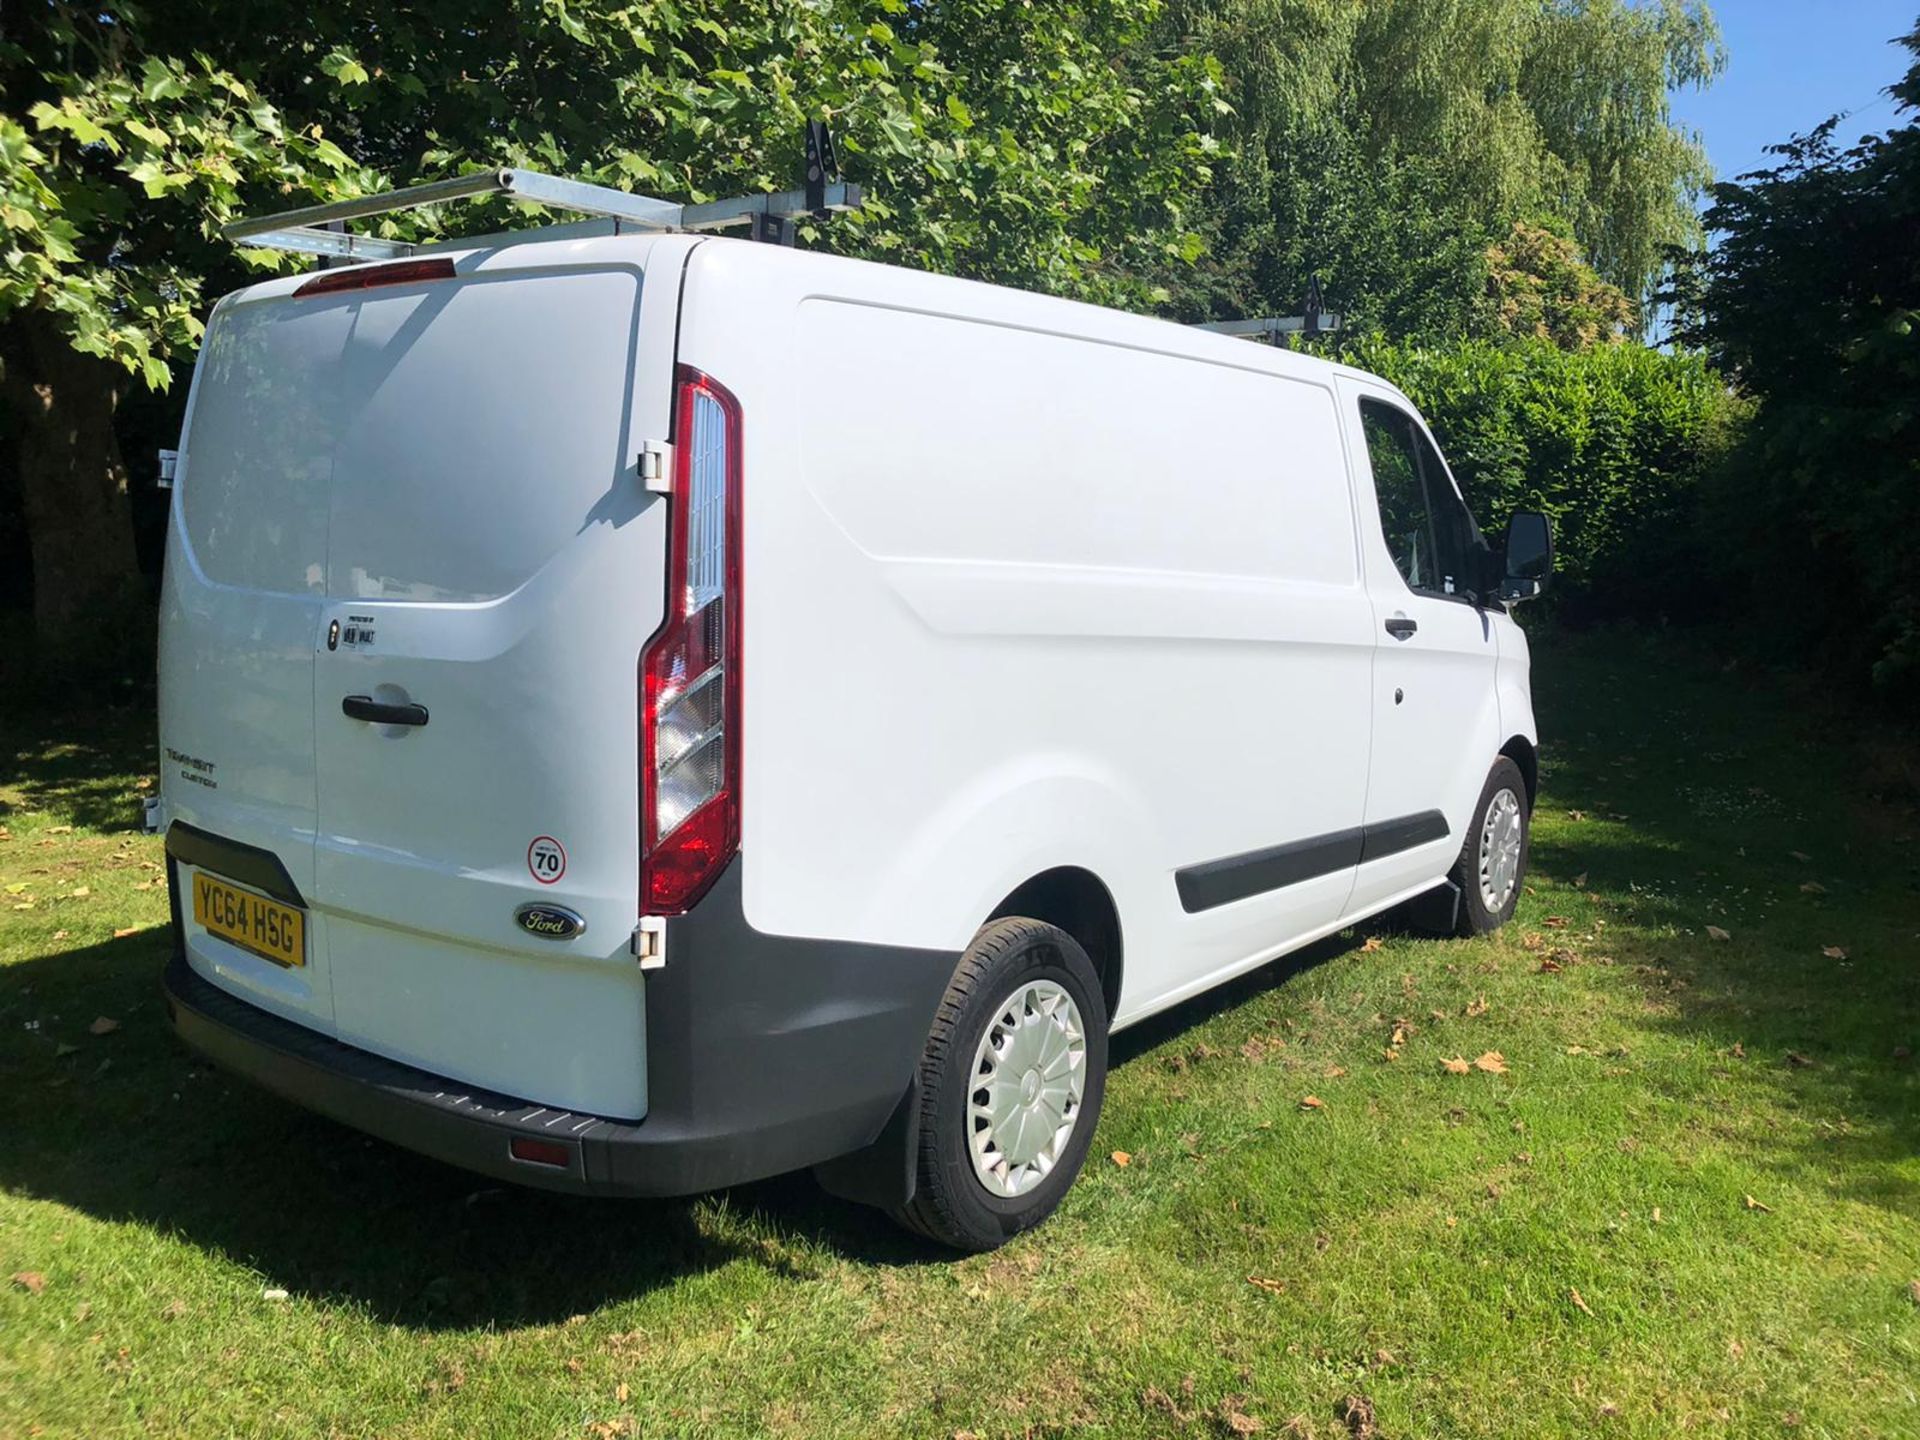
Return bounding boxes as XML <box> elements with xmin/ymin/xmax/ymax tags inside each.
<box><xmin>1345</xmin><ymin>337</ymin><xmax>1749</xmax><ymax>614</ymax></box>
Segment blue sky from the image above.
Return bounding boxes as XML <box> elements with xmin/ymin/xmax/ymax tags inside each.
<box><xmin>1669</xmin><ymin>1</ymin><xmax>1916</xmax><ymax>183</ymax></box>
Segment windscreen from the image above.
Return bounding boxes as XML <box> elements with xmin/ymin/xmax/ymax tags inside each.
<box><xmin>182</xmin><ymin>266</ymin><xmax>643</xmax><ymax>602</ymax></box>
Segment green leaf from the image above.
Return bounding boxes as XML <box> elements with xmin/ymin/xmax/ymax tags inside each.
<box><xmin>319</xmin><ymin>50</ymin><xmax>371</xmax><ymax>86</ymax></box>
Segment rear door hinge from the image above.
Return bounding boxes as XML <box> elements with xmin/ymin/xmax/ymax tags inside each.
<box><xmin>638</xmin><ymin>440</ymin><xmax>673</xmax><ymax>494</ymax></box>
<box><xmin>630</xmin><ymin>915</ymin><xmax>667</xmax><ymax>969</ymax></box>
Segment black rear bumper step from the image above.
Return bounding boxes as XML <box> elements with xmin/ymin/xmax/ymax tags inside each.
<box><xmin>163</xmin><ymin>855</ymin><xmax>960</xmax><ymax>1200</ymax></box>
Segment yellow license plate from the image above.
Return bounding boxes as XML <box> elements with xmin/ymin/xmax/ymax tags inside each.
<box><xmin>192</xmin><ymin>873</ymin><xmax>306</xmax><ymax>968</ymax></box>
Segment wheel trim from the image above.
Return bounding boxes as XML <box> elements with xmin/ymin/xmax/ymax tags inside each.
<box><xmin>966</xmin><ymin>979</ymin><xmax>1087</xmax><ymax>1199</ymax></box>
<box><xmin>1478</xmin><ymin>786</ymin><xmax>1524</xmax><ymax>913</ymax></box>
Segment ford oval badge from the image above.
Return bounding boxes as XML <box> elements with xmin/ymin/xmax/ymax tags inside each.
<box><xmin>515</xmin><ymin>903</ymin><xmax>586</xmax><ymax>940</ymax></box>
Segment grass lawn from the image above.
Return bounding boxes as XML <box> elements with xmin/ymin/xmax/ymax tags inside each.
<box><xmin>2</xmin><ymin>627</ymin><xmax>1917</xmax><ymax>1439</ymax></box>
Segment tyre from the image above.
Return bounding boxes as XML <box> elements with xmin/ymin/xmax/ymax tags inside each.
<box><xmin>1449</xmin><ymin>756</ymin><xmax>1531</xmax><ymax>935</ymax></box>
<box><xmin>892</xmin><ymin>917</ymin><xmax>1109</xmax><ymax>1251</ymax></box>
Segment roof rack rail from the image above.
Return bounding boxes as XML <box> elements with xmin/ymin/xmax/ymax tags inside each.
<box><xmin>224</xmin><ymin>166</ymin><xmax>864</xmax><ymax>262</ymax></box>
<box><xmin>1192</xmin><ymin>313</ymin><xmax>1342</xmax><ymax>341</ymax></box>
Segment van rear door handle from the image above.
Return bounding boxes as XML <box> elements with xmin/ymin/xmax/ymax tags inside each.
<box><xmin>1384</xmin><ymin>616</ymin><xmax>1419</xmax><ymax>640</ymax></box>
<box><xmin>342</xmin><ymin>695</ymin><xmax>429</xmax><ymax>727</ymax></box>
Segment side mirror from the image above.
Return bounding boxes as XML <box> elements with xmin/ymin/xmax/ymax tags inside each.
<box><xmin>1500</xmin><ymin>510</ymin><xmax>1552</xmax><ymax>602</ymax></box>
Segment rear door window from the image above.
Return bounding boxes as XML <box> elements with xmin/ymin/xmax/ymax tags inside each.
<box><xmin>183</xmin><ymin>266</ymin><xmax>643</xmax><ymax>603</ymax></box>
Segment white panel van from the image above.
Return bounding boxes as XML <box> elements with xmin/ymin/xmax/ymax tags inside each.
<box><xmin>157</xmin><ymin>230</ymin><xmax>1552</xmax><ymax>1250</ymax></box>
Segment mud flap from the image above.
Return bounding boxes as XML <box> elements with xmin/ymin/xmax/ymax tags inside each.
<box><xmin>810</xmin><ymin>1076</ymin><xmax>921</xmax><ymax>1210</ymax></box>
<box><xmin>1396</xmin><ymin>877</ymin><xmax>1462</xmax><ymax>936</ymax></box>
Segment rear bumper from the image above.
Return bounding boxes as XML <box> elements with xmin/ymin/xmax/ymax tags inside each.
<box><xmin>164</xmin><ymin>853</ymin><xmax>958</xmax><ymax>1198</ymax></box>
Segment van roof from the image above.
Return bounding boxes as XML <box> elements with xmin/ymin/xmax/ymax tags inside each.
<box><xmin>219</xmin><ymin>229</ymin><xmax>1400</xmax><ymax>404</ymax></box>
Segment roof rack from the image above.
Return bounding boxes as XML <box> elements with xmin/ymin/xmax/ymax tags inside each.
<box><xmin>224</xmin><ymin>166</ymin><xmax>864</xmax><ymax>262</ymax></box>
<box><xmin>1192</xmin><ymin>313</ymin><xmax>1342</xmax><ymax>341</ymax></box>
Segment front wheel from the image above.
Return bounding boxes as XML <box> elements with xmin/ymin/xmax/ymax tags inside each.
<box><xmin>1450</xmin><ymin>756</ymin><xmax>1531</xmax><ymax>935</ymax></box>
<box><xmin>892</xmin><ymin>917</ymin><xmax>1109</xmax><ymax>1251</ymax></box>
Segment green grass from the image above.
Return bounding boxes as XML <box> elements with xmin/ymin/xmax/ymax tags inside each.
<box><xmin>2</xmin><ymin>629</ymin><xmax>1917</xmax><ymax>1439</ymax></box>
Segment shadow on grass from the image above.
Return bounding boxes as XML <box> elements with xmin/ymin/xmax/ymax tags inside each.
<box><xmin>0</xmin><ymin>921</ymin><xmax>1374</xmax><ymax>1329</ymax></box>
<box><xmin>0</xmin><ymin>704</ymin><xmax>156</xmax><ymax>835</ymax></box>
<box><xmin>1524</xmin><ymin>627</ymin><xmax>1920</xmax><ymax>1218</ymax></box>
<box><xmin>0</xmin><ymin>929</ymin><xmax>946</xmax><ymax>1331</ymax></box>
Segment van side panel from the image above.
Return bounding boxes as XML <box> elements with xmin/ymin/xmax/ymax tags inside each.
<box><xmin>676</xmin><ymin>246</ymin><xmax>1377</xmax><ymax>1023</ymax></box>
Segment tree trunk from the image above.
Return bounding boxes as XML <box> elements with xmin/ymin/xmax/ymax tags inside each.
<box><xmin>1</xmin><ymin>309</ymin><xmax>149</xmax><ymax>658</ymax></box>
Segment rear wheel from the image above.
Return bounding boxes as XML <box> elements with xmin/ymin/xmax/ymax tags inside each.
<box><xmin>1450</xmin><ymin>756</ymin><xmax>1530</xmax><ymax>935</ymax></box>
<box><xmin>893</xmin><ymin>917</ymin><xmax>1108</xmax><ymax>1251</ymax></box>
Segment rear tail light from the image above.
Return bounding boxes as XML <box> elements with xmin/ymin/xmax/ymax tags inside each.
<box><xmin>639</xmin><ymin>367</ymin><xmax>743</xmax><ymax>915</ymax></box>
<box><xmin>294</xmin><ymin>257</ymin><xmax>456</xmax><ymax>297</ymax></box>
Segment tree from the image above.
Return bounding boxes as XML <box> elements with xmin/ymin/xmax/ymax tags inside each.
<box><xmin>0</xmin><ymin>11</ymin><xmax>374</xmax><ymax>657</ymax></box>
<box><xmin>1681</xmin><ymin>23</ymin><xmax>1920</xmax><ymax>695</ymax></box>
<box><xmin>1484</xmin><ymin>220</ymin><xmax>1635</xmax><ymax>349</ymax></box>
<box><xmin>2</xmin><ymin>2</ymin><xmax>1223</xmax><ymax>667</ymax></box>
<box><xmin>1160</xmin><ymin>0</ymin><xmax>1722</xmax><ymax>335</ymax></box>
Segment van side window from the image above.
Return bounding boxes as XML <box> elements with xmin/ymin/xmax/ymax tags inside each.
<box><xmin>1358</xmin><ymin>399</ymin><xmax>1482</xmax><ymax>598</ymax></box>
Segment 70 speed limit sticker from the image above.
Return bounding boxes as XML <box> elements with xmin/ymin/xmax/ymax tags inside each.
<box><xmin>527</xmin><ymin>835</ymin><xmax>567</xmax><ymax>885</ymax></box>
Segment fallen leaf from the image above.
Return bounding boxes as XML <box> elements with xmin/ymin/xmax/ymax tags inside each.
<box><xmin>1382</xmin><ymin>1047</ymin><xmax>1400</xmax><ymax>1062</ymax></box>
<box><xmin>1572</xmin><ymin>872</ymin><xmax>1588</xmax><ymax>888</ymax></box>
<box><xmin>161</xmin><ymin>1298</ymin><xmax>187</xmax><ymax>1321</ymax></box>
<box><xmin>1390</xmin><ymin>1025</ymin><xmax>1408</xmax><ymax>1047</ymax></box>
<box><xmin>1706</xmin><ymin>925</ymin><xmax>1731</xmax><ymax>942</ymax></box>
<box><xmin>88</xmin><ymin>1017</ymin><xmax>120</xmax><ymax>1036</ymax></box>
<box><xmin>1731</xmin><ymin>1042</ymin><xmax>1746</xmax><ymax>1059</ymax></box>
<box><xmin>1908</xmin><ymin>1279</ymin><xmax>1920</xmax><ymax>1306</ymax></box>
<box><xmin>112</xmin><ymin>927</ymin><xmax>139</xmax><ymax>939</ymax></box>
<box><xmin>48</xmin><ymin>825</ymin><xmax>72</xmax><ymax>835</ymax></box>
<box><xmin>1520</xmin><ymin>931</ymin><xmax>1544</xmax><ymax>951</ymax></box>
<box><xmin>1299</xmin><ymin>1095</ymin><xmax>1325</xmax><ymax>1110</ymax></box>
<box><xmin>11</xmin><ymin>1272</ymin><xmax>46</xmax><ymax>1294</ymax></box>
<box><xmin>1110</xmin><ymin>1150</ymin><xmax>1132</xmax><ymax>1167</ymax></box>
<box><xmin>1465</xmin><ymin>996</ymin><xmax>1489</xmax><ymax>1017</ymax></box>
<box><xmin>1441</xmin><ymin>1056</ymin><xmax>1471</xmax><ymax>1074</ymax></box>
<box><xmin>1538</xmin><ymin>956</ymin><xmax>1564</xmax><ymax>974</ymax></box>
<box><xmin>1473</xmin><ymin>1051</ymin><xmax>1509</xmax><ymax>1075</ymax></box>
<box><xmin>1246</xmin><ymin>1275</ymin><xmax>1287</xmax><ymax>1294</ymax></box>
<box><xmin>1219</xmin><ymin>1403</ymin><xmax>1263</xmax><ymax>1436</ymax></box>
<box><xmin>1339</xmin><ymin>1393</ymin><xmax>1378</xmax><ymax>1439</ymax></box>
<box><xmin>68</xmin><ymin>886</ymin><xmax>90</xmax><ymax>898</ymax></box>
<box><xmin>1359</xmin><ymin>936</ymin><xmax>1383</xmax><ymax>953</ymax></box>
<box><xmin>615</xmin><ymin>1382</ymin><xmax>630</xmax><ymax>1402</ymax></box>
<box><xmin>262</xmin><ymin>1287</ymin><xmax>290</xmax><ymax>1301</ymax></box>
<box><xmin>1652</xmin><ymin>1206</ymin><xmax>1662</xmax><ymax>1224</ymax></box>
<box><xmin>1543</xmin><ymin>915</ymin><xmax>1570</xmax><ymax>929</ymax></box>
<box><xmin>1821</xmin><ymin>945</ymin><xmax>1847</xmax><ymax>959</ymax></box>
<box><xmin>1570</xmin><ymin>1287</ymin><xmax>1594</xmax><ymax>1317</ymax></box>
<box><xmin>1566</xmin><ymin>810</ymin><xmax>1587</xmax><ymax>822</ymax></box>
<box><xmin>1323</xmin><ymin>1064</ymin><xmax>1347</xmax><ymax>1079</ymax></box>
<box><xmin>51</xmin><ymin>929</ymin><xmax>69</xmax><ymax>941</ymax></box>
<box><xmin>1786</xmin><ymin>1051</ymin><xmax>1813</xmax><ymax>1068</ymax></box>
<box><xmin>1799</xmin><ymin>881</ymin><xmax>1826</xmax><ymax>895</ymax></box>
<box><xmin>1743</xmin><ymin>1194</ymin><xmax>1772</xmax><ymax>1213</ymax></box>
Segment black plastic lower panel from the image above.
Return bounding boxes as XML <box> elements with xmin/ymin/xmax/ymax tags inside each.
<box><xmin>164</xmin><ymin>853</ymin><xmax>959</xmax><ymax>1198</ymax></box>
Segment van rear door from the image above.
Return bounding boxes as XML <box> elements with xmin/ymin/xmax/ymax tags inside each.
<box><xmin>167</xmin><ymin>237</ymin><xmax>692</xmax><ymax>1120</ymax></box>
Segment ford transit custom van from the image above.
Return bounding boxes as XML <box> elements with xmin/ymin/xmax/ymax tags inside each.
<box><xmin>158</xmin><ymin>221</ymin><xmax>1552</xmax><ymax>1250</ymax></box>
